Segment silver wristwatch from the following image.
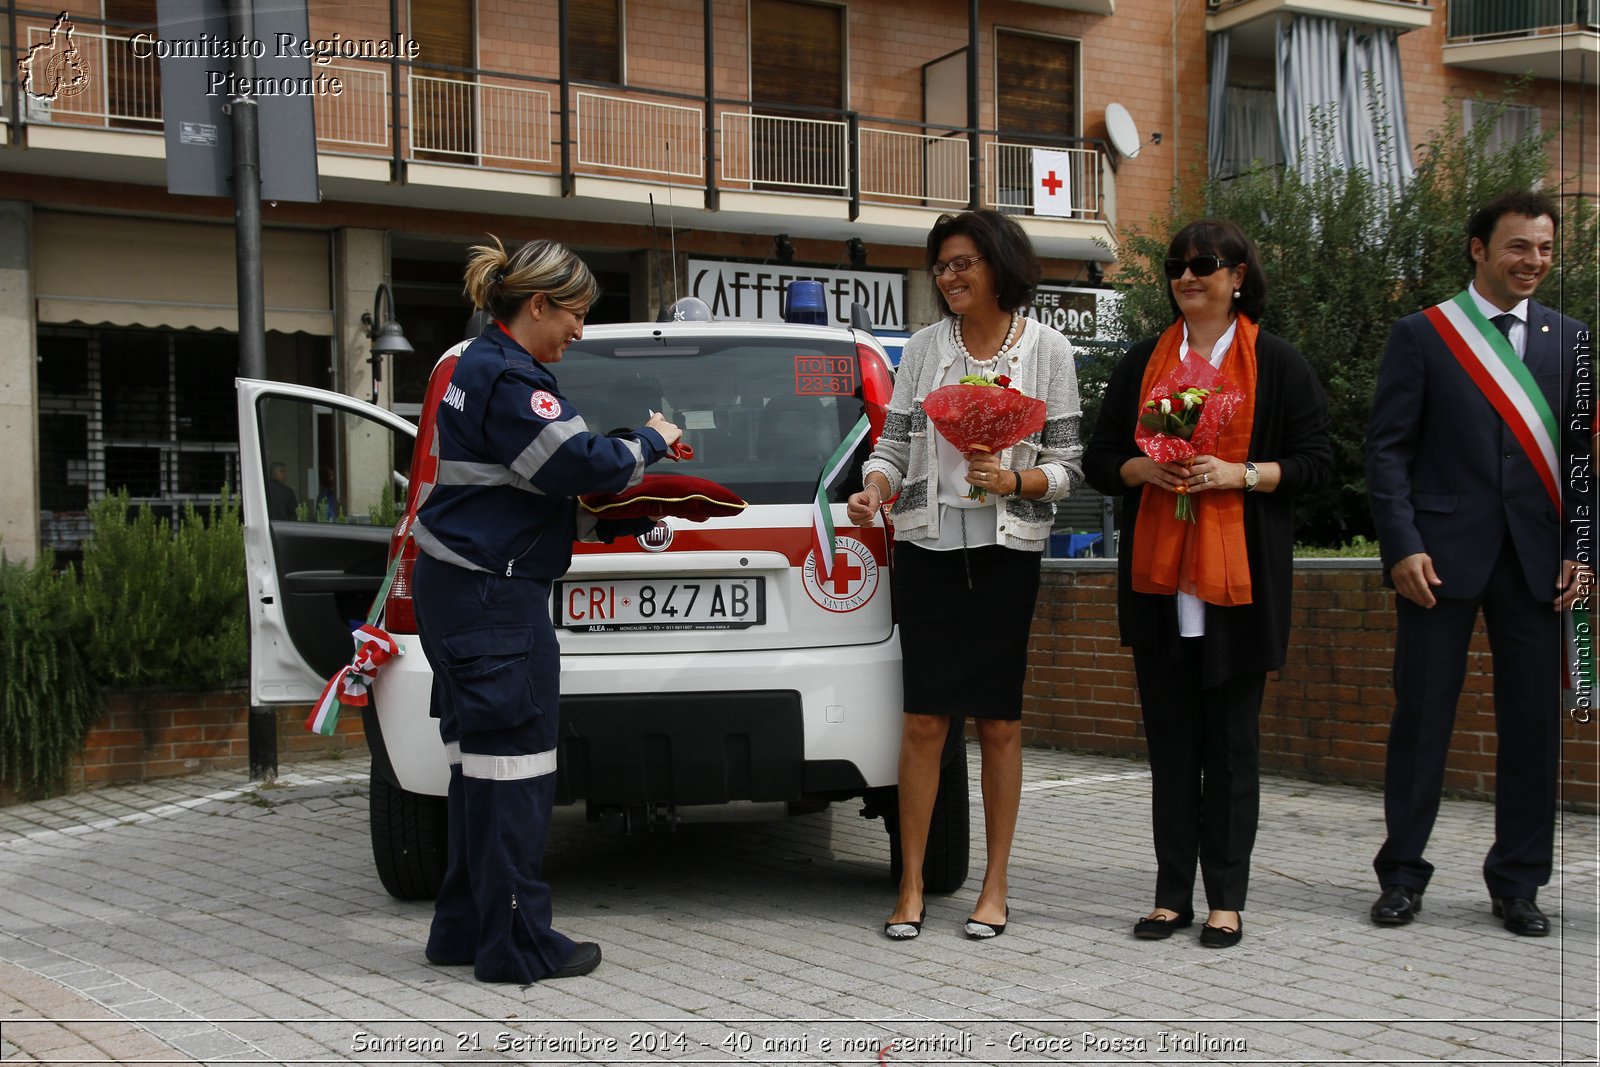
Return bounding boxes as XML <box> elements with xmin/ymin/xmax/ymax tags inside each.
<box><xmin>1243</xmin><ymin>461</ymin><xmax>1259</xmax><ymax>492</ymax></box>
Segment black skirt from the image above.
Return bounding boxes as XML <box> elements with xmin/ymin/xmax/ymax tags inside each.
<box><xmin>893</xmin><ymin>541</ymin><xmax>1043</xmax><ymax>721</ymax></box>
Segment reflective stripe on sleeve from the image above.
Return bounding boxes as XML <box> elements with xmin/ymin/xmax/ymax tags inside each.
<box><xmin>444</xmin><ymin>741</ymin><xmax>462</xmax><ymax>766</ymax></box>
<box><xmin>510</xmin><ymin>418</ymin><xmax>588</xmax><ymax>483</ymax></box>
<box><xmin>460</xmin><ymin>748</ymin><xmax>559</xmax><ymax>781</ymax></box>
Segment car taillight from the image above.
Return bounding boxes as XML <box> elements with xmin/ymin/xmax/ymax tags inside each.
<box><xmin>384</xmin><ymin>541</ymin><xmax>419</xmax><ymax>634</ymax></box>
<box><xmin>857</xmin><ymin>342</ymin><xmax>893</xmax><ymax>443</ymax></box>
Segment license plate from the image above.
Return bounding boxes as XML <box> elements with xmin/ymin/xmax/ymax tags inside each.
<box><xmin>555</xmin><ymin>578</ymin><xmax>766</xmax><ymax>632</ymax></box>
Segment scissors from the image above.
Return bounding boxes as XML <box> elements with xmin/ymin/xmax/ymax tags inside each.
<box><xmin>649</xmin><ymin>410</ymin><xmax>694</xmax><ymax>461</ymax></box>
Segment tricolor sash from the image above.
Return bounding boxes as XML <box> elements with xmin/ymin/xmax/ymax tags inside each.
<box><xmin>1425</xmin><ymin>291</ymin><xmax>1591</xmax><ymax>710</ymax></box>
<box><xmin>1422</xmin><ymin>291</ymin><xmax>1560</xmax><ymax>510</ymax></box>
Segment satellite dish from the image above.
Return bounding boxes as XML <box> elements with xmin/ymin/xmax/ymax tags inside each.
<box><xmin>1104</xmin><ymin>103</ymin><xmax>1142</xmax><ymax>159</ymax></box>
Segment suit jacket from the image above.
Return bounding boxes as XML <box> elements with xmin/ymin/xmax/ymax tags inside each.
<box><xmin>1366</xmin><ymin>295</ymin><xmax>1592</xmax><ymax>603</ymax></box>
<box><xmin>1084</xmin><ymin>328</ymin><xmax>1333</xmax><ymax>688</ymax></box>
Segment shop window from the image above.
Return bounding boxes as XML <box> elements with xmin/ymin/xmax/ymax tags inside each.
<box><xmin>35</xmin><ymin>325</ymin><xmax>285</xmax><ymax>558</ymax></box>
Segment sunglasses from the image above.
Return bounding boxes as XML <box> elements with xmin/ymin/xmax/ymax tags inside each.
<box><xmin>1163</xmin><ymin>255</ymin><xmax>1241</xmax><ymax>280</ymax></box>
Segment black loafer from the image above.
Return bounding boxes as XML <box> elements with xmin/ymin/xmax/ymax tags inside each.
<box><xmin>540</xmin><ymin>942</ymin><xmax>602</xmax><ymax>980</ymax></box>
<box><xmin>1199</xmin><ymin>917</ymin><xmax>1243</xmax><ymax>949</ymax></box>
<box><xmin>1133</xmin><ymin>910</ymin><xmax>1194</xmax><ymax>940</ymax></box>
<box><xmin>1370</xmin><ymin>885</ymin><xmax>1422</xmax><ymax>926</ymax></box>
<box><xmin>1492</xmin><ymin>897</ymin><xmax>1550</xmax><ymax>937</ymax></box>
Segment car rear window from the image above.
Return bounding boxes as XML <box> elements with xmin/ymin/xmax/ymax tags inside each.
<box><xmin>556</xmin><ymin>334</ymin><xmax>872</xmax><ymax>505</ymax></box>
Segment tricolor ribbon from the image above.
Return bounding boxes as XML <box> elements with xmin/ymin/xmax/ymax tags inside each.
<box><xmin>811</xmin><ymin>415</ymin><xmax>872</xmax><ymax>581</ymax></box>
<box><xmin>306</xmin><ymin>623</ymin><xmax>404</xmax><ymax>736</ymax></box>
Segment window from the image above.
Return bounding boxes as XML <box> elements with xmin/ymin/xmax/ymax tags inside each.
<box><xmin>557</xmin><ymin>333</ymin><xmax>869</xmax><ymax>505</ymax></box>
<box><xmin>750</xmin><ymin>0</ymin><xmax>846</xmax><ymax>193</ymax></box>
<box><xmin>409</xmin><ymin>0</ymin><xmax>476</xmax><ymax>162</ymax></box>
<box><xmin>1463</xmin><ymin>99</ymin><xmax>1542</xmax><ymax>158</ymax></box>
<box><xmin>571</xmin><ymin>0</ymin><xmax>622</xmax><ymax>84</ymax></box>
<box><xmin>995</xmin><ymin>29</ymin><xmax>1078</xmax><ymax>144</ymax></box>
<box><xmin>36</xmin><ymin>326</ymin><xmax>276</xmax><ymax>556</ymax></box>
<box><xmin>994</xmin><ymin>29</ymin><xmax>1081</xmax><ymax>215</ymax></box>
<box><xmin>103</xmin><ymin>0</ymin><xmax>162</xmax><ymax>129</ymax></box>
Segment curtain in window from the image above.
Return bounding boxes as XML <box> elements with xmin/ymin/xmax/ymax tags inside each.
<box><xmin>1218</xmin><ymin>89</ymin><xmax>1283</xmax><ymax>178</ymax></box>
<box><xmin>1208</xmin><ymin>32</ymin><xmax>1230</xmax><ymax>179</ymax></box>
<box><xmin>1341</xmin><ymin>25</ymin><xmax>1414</xmax><ymax>201</ymax></box>
<box><xmin>1275</xmin><ymin>15</ymin><xmax>1345</xmax><ymax>178</ymax></box>
<box><xmin>1275</xmin><ymin>15</ymin><xmax>1414</xmax><ymax>196</ymax></box>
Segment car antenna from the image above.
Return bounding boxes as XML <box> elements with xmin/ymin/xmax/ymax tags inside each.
<box><xmin>649</xmin><ymin>193</ymin><xmax>673</xmax><ymax>322</ymax></box>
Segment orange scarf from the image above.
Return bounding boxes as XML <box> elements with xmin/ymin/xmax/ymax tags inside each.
<box><xmin>1130</xmin><ymin>316</ymin><xmax>1258</xmax><ymax>606</ymax></box>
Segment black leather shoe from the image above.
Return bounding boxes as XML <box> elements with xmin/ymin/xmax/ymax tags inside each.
<box><xmin>1370</xmin><ymin>886</ymin><xmax>1422</xmax><ymax>926</ymax></box>
<box><xmin>1492</xmin><ymin>897</ymin><xmax>1550</xmax><ymax>937</ymax></box>
<box><xmin>1199</xmin><ymin>916</ymin><xmax>1243</xmax><ymax>948</ymax></box>
<box><xmin>540</xmin><ymin>942</ymin><xmax>602</xmax><ymax>980</ymax></box>
<box><xmin>1133</xmin><ymin>910</ymin><xmax>1194</xmax><ymax>940</ymax></box>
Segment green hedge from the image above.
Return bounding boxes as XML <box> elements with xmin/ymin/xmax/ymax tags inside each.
<box><xmin>0</xmin><ymin>489</ymin><xmax>247</xmax><ymax>796</ymax></box>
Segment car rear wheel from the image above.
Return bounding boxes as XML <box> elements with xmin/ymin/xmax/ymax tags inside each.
<box><xmin>882</xmin><ymin>751</ymin><xmax>971</xmax><ymax>895</ymax></box>
<box><xmin>370</xmin><ymin>774</ymin><xmax>448</xmax><ymax>901</ymax></box>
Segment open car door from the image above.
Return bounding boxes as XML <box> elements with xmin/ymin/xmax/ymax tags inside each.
<box><xmin>235</xmin><ymin>378</ymin><xmax>417</xmax><ymax>704</ymax></box>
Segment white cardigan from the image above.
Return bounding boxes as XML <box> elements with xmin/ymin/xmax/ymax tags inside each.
<box><xmin>862</xmin><ymin>316</ymin><xmax>1083</xmax><ymax>552</ymax></box>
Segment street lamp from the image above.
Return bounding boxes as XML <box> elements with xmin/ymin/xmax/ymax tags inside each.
<box><xmin>361</xmin><ymin>282</ymin><xmax>413</xmax><ymax>404</ymax></box>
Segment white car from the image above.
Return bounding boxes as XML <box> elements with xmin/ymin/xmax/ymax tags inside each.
<box><xmin>238</xmin><ymin>303</ymin><xmax>970</xmax><ymax>900</ymax></box>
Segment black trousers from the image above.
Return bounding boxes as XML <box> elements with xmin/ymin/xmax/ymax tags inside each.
<box><xmin>1374</xmin><ymin>540</ymin><xmax>1560</xmax><ymax>900</ymax></box>
<box><xmin>1134</xmin><ymin>640</ymin><xmax>1266</xmax><ymax>913</ymax></box>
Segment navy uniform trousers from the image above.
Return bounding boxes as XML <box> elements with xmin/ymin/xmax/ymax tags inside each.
<box><xmin>1374</xmin><ymin>539</ymin><xmax>1561</xmax><ymax>900</ymax></box>
<box><xmin>412</xmin><ymin>553</ymin><xmax>576</xmax><ymax>983</ymax></box>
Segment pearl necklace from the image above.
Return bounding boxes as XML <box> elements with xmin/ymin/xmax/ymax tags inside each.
<box><xmin>953</xmin><ymin>313</ymin><xmax>1020</xmax><ymax>377</ymax></box>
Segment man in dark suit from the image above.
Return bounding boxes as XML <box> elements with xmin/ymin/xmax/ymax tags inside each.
<box><xmin>1366</xmin><ymin>189</ymin><xmax>1592</xmax><ymax>937</ymax></box>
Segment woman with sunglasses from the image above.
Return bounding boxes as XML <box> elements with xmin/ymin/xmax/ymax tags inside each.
<box><xmin>848</xmin><ymin>209</ymin><xmax>1083</xmax><ymax>942</ymax></box>
<box><xmin>1083</xmin><ymin>218</ymin><xmax>1331</xmax><ymax>948</ymax></box>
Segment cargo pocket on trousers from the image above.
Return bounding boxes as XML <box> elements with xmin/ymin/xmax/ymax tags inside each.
<box><xmin>438</xmin><ymin>624</ymin><xmax>539</xmax><ymax>733</ymax></box>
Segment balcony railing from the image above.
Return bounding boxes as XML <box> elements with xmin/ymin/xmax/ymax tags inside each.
<box><xmin>9</xmin><ymin>46</ymin><xmax>1109</xmax><ymax>223</ymax></box>
<box><xmin>1448</xmin><ymin>0</ymin><xmax>1597</xmax><ymax>37</ymax></box>
<box><xmin>985</xmin><ymin>141</ymin><xmax>1102</xmax><ymax>220</ymax></box>
<box><xmin>576</xmin><ymin>91</ymin><xmax>703</xmax><ymax>180</ymax></box>
<box><xmin>23</xmin><ymin>23</ymin><xmax>159</xmax><ymax>130</ymax></box>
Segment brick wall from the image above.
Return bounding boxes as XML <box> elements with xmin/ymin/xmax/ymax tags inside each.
<box><xmin>41</xmin><ymin>691</ymin><xmax>367</xmax><ymax>797</ymax></box>
<box><xmin>1023</xmin><ymin>560</ymin><xmax>1600</xmax><ymax>813</ymax></box>
<box><xmin>9</xmin><ymin>559</ymin><xmax>1596</xmax><ymax>810</ymax></box>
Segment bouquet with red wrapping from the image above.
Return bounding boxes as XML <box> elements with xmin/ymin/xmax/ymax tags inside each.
<box><xmin>1134</xmin><ymin>353</ymin><xmax>1243</xmax><ymax>521</ymax></box>
<box><xmin>923</xmin><ymin>375</ymin><xmax>1046</xmax><ymax>501</ymax></box>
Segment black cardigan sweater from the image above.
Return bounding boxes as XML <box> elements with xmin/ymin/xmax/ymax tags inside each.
<box><xmin>1083</xmin><ymin>327</ymin><xmax>1333</xmax><ymax>688</ymax></box>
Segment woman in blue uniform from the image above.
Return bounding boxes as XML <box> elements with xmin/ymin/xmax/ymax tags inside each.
<box><xmin>412</xmin><ymin>237</ymin><xmax>682</xmax><ymax>983</ymax></box>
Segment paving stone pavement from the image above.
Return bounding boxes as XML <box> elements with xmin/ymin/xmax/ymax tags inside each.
<box><xmin>0</xmin><ymin>747</ymin><xmax>1594</xmax><ymax>1066</ymax></box>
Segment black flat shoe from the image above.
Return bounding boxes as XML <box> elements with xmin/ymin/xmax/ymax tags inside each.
<box><xmin>1371</xmin><ymin>885</ymin><xmax>1423</xmax><ymax>926</ymax></box>
<box><xmin>1492</xmin><ymin>897</ymin><xmax>1550</xmax><ymax>937</ymax></box>
<box><xmin>1199</xmin><ymin>917</ymin><xmax>1243</xmax><ymax>949</ymax></box>
<box><xmin>884</xmin><ymin>907</ymin><xmax>926</xmax><ymax>941</ymax></box>
<box><xmin>1133</xmin><ymin>910</ymin><xmax>1194</xmax><ymax>940</ymax></box>
<box><xmin>539</xmin><ymin>941</ymin><xmax>602</xmax><ymax>980</ymax></box>
<box><xmin>964</xmin><ymin>906</ymin><xmax>1008</xmax><ymax>940</ymax></box>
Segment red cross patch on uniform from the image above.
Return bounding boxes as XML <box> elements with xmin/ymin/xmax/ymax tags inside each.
<box><xmin>530</xmin><ymin>390</ymin><xmax>562</xmax><ymax>419</ymax></box>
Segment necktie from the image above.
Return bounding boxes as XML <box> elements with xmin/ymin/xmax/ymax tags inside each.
<box><xmin>1491</xmin><ymin>313</ymin><xmax>1516</xmax><ymax>340</ymax></box>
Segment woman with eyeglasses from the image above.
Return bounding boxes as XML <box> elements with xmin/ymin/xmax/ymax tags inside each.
<box><xmin>1083</xmin><ymin>218</ymin><xmax>1331</xmax><ymax>948</ymax></box>
<box><xmin>847</xmin><ymin>209</ymin><xmax>1083</xmax><ymax>942</ymax></box>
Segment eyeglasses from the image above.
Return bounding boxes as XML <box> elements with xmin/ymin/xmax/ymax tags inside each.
<box><xmin>1163</xmin><ymin>255</ymin><xmax>1240</xmax><ymax>280</ymax></box>
<box><xmin>931</xmin><ymin>255</ymin><xmax>985</xmax><ymax>278</ymax></box>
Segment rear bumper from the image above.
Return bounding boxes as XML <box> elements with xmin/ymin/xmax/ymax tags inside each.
<box><xmin>370</xmin><ymin>634</ymin><xmax>904</xmax><ymax>801</ymax></box>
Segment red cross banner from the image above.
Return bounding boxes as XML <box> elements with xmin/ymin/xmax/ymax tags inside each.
<box><xmin>1031</xmin><ymin>149</ymin><xmax>1074</xmax><ymax>218</ymax></box>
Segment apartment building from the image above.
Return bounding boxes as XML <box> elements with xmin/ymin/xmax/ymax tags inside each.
<box><xmin>0</xmin><ymin>0</ymin><xmax>1593</xmax><ymax>562</ymax></box>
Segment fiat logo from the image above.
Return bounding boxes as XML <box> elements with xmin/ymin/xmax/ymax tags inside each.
<box><xmin>637</xmin><ymin>521</ymin><xmax>673</xmax><ymax>552</ymax></box>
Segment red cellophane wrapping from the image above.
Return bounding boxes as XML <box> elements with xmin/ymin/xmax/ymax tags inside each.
<box><xmin>922</xmin><ymin>384</ymin><xmax>1047</xmax><ymax>454</ymax></box>
<box><xmin>1133</xmin><ymin>353</ymin><xmax>1243</xmax><ymax>466</ymax></box>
